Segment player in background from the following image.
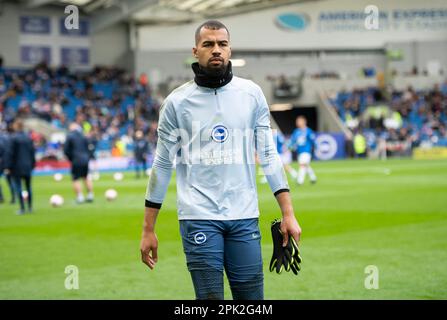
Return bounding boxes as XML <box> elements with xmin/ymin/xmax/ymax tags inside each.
<box><xmin>0</xmin><ymin>124</ymin><xmax>8</xmax><ymax>204</ymax></box>
<box><xmin>64</xmin><ymin>123</ymin><xmax>94</xmax><ymax>203</ymax></box>
<box><xmin>133</xmin><ymin>130</ymin><xmax>150</xmax><ymax>179</ymax></box>
<box><xmin>0</xmin><ymin>124</ymin><xmax>16</xmax><ymax>204</ymax></box>
<box><xmin>288</xmin><ymin>116</ymin><xmax>317</xmax><ymax>185</ymax></box>
<box><xmin>5</xmin><ymin>119</ymin><xmax>36</xmax><ymax>214</ymax></box>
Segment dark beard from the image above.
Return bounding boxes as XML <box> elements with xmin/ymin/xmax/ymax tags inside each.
<box><xmin>201</xmin><ymin>62</ymin><xmax>227</xmax><ymax>77</ymax></box>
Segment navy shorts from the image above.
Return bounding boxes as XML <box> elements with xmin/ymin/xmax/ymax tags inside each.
<box><xmin>179</xmin><ymin>218</ymin><xmax>263</xmax><ymax>284</ymax></box>
<box><xmin>71</xmin><ymin>164</ymin><xmax>89</xmax><ymax>180</ymax></box>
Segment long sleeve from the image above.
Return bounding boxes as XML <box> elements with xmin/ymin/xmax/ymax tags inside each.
<box><xmin>63</xmin><ymin>136</ymin><xmax>72</xmax><ymax>161</ymax></box>
<box><xmin>288</xmin><ymin>129</ymin><xmax>297</xmax><ymax>151</ymax></box>
<box><xmin>145</xmin><ymin>98</ymin><xmax>181</xmax><ymax>208</ymax></box>
<box><xmin>254</xmin><ymin>88</ymin><xmax>289</xmax><ymax>195</ymax></box>
<box><xmin>31</xmin><ymin>141</ymin><xmax>36</xmax><ymax>169</ymax></box>
<box><xmin>5</xmin><ymin>136</ymin><xmax>15</xmax><ymax>171</ymax></box>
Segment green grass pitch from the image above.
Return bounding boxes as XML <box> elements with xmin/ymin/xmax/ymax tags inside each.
<box><xmin>0</xmin><ymin>159</ymin><xmax>446</xmax><ymax>299</ymax></box>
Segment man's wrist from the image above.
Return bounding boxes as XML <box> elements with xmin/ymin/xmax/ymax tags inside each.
<box><xmin>143</xmin><ymin>220</ymin><xmax>156</xmax><ymax>233</ymax></box>
<box><xmin>281</xmin><ymin>210</ymin><xmax>295</xmax><ymax>218</ymax></box>
<box><xmin>143</xmin><ymin>207</ymin><xmax>159</xmax><ymax>233</ymax></box>
<box><xmin>143</xmin><ymin>226</ymin><xmax>155</xmax><ymax>233</ymax></box>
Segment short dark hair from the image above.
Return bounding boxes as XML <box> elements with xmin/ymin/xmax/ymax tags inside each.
<box><xmin>195</xmin><ymin>20</ymin><xmax>230</xmax><ymax>45</ymax></box>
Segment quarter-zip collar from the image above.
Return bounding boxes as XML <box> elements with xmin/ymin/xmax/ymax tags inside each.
<box><xmin>191</xmin><ymin>61</ymin><xmax>233</xmax><ymax>89</ymax></box>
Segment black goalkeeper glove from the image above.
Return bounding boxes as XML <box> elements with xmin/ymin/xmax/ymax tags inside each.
<box><xmin>269</xmin><ymin>219</ymin><xmax>302</xmax><ymax>275</ymax></box>
<box><xmin>269</xmin><ymin>219</ymin><xmax>290</xmax><ymax>274</ymax></box>
<box><xmin>289</xmin><ymin>236</ymin><xmax>302</xmax><ymax>275</ymax></box>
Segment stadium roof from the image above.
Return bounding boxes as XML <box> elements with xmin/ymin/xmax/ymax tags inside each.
<box><xmin>20</xmin><ymin>0</ymin><xmax>313</xmax><ymax>31</ymax></box>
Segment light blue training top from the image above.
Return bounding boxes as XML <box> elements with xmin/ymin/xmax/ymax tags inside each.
<box><xmin>145</xmin><ymin>76</ymin><xmax>289</xmax><ymax>220</ymax></box>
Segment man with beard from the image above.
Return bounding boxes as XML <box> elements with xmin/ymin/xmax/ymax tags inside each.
<box><xmin>140</xmin><ymin>20</ymin><xmax>302</xmax><ymax>300</ymax></box>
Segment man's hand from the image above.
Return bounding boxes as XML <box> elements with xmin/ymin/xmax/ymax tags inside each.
<box><xmin>280</xmin><ymin>214</ymin><xmax>302</xmax><ymax>247</ymax></box>
<box><xmin>140</xmin><ymin>231</ymin><xmax>158</xmax><ymax>270</ymax></box>
<box><xmin>140</xmin><ymin>207</ymin><xmax>160</xmax><ymax>269</ymax></box>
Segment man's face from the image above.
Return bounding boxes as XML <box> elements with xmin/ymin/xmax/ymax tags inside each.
<box><xmin>297</xmin><ymin>117</ymin><xmax>306</xmax><ymax>128</ymax></box>
<box><xmin>192</xmin><ymin>27</ymin><xmax>231</xmax><ymax>72</ymax></box>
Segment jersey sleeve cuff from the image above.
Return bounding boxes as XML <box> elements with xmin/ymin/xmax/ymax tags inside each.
<box><xmin>145</xmin><ymin>200</ymin><xmax>162</xmax><ymax>209</ymax></box>
<box><xmin>273</xmin><ymin>188</ymin><xmax>290</xmax><ymax>197</ymax></box>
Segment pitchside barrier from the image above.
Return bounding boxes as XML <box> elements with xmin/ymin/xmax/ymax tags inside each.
<box><xmin>34</xmin><ymin>156</ymin><xmax>154</xmax><ymax>175</ymax></box>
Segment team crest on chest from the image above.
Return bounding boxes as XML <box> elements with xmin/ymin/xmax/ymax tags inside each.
<box><xmin>211</xmin><ymin>125</ymin><xmax>228</xmax><ymax>143</ymax></box>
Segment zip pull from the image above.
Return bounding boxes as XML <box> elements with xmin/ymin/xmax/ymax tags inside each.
<box><xmin>214</xmin><ymin>88</ymin><xmax>222</xmax><ymax>115</ymax></box>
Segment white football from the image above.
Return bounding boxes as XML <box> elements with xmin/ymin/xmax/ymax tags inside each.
<box><xmin>113</xmin><ymin>172</ymin><xmax>124</xmax><ymax>181</ymax></box>
<box><xmin>50</xmin><ymin>194</ymin><xmax>64</xmax><ymax>207</ymax></box>
<box><xmin>21</xmin><ymin>190</ymin><xmax>29</xmax><ymax>200</ymax></box>
<box><xmin>54</xmin><ymin>173</ymin><xmax>63</xmax><ymax>182</ymax></box>
<box><xmin>105</xmin><ymin>189</ymin><xmax>118</xmax><ymax>201</ymax></box>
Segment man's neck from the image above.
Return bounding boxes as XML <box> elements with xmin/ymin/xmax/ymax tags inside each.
<box><xmin>191</xmin><ymin>60</ymin><xmax>233</xmax><ymax>89</ymax></box>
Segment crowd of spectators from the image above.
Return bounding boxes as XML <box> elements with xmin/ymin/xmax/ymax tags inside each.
<box><xmin>0</xmin><ymin>62</ymin><xmax>161</xmax><ymax>162</ymax></box>
<box><xmin>329</xmin><ymin>82</ymin><xmax>447</xmax><ymax>158</ymax></box>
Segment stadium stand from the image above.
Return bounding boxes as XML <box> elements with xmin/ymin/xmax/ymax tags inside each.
<box><xmin>328</xmin><ymin>83</ymin><xmax>447</xmax><ymax>158</ymax></box>
<box><xmin>0</xmin><ymin>62</ymin><xmax>160</xmax><ymax>162</ymax></box>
